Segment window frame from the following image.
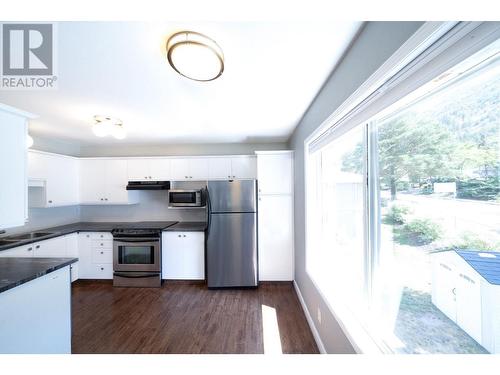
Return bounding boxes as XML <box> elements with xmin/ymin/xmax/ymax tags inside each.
<box><xmin>303</xmin><ymin>21</ymin><xmax>500</xmax><ymax>353</ymax></box>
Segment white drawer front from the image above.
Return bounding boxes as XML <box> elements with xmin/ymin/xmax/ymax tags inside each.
<box><xmin>92</xmin><ymin>264</ymin><xmax>113</xmax><ymax>279</ymax></box>
<box><xmin>89</xmin><ymin>232</ymin><xmax>113</xmax><ymax>241</ymax></box>
<box><xmin>91</xmin><ymin>239</ymin><xmax>113</xmax><ymax>250</ymax></box>
<box><xmin>91</xmin><ymin>249</ymin><xmax>113</xmax><ymax>264</ymax></box>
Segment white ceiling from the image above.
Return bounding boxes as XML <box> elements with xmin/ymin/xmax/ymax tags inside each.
<box><xmin>0</xmin><ymin>21</ymin><xmax>361</xmax><ymax>146</ymax></box>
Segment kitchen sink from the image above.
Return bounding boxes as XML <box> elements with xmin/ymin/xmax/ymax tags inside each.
<box><xmin>2</xmin><ymin>232</ymin><xmax>57</xmax><ymax>242</ymax></box>
<box><xmin>0</xmin><ymin>239</ymin><xmax>17</xmax><ymax>246</ymax></box>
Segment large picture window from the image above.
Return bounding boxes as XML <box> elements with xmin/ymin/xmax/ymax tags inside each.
<box><xmin>306</xmin><ymin>37</ymin><xmax>500</xmax><ymax>353</ymax></box>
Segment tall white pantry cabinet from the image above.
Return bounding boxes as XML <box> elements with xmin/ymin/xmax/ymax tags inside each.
<box><xmin>0</xmin><ymin>104</ymin><xmax>35</xmax><ymax>229</ymax></box>
<box><xmin>256</xmin><ymin>151</ymin><xmax>294</xmax><ymax>281</ymax></box>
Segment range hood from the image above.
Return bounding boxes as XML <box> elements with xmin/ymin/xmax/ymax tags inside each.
<box><xmin>126</xmin><ymin>181</ymin><xmax>171</xmax><ymax>190</ymax></box>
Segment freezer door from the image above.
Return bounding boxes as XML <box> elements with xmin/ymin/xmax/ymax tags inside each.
<box><xmin>207</xmin><ymin>212</ymin><xmax>258</xmax><ymax>288</ymax></box>
<box><xmin>207</xmin><ymin>180</ymin><xmax>257</xmax><ymax>213</ymax></box>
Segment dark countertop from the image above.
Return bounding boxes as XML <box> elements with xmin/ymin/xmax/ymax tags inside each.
<box><xmin>0</xmin><ymin>257</ymin><xmax>77</xmax><ymax>294</ymax></box>
<box><xmin>163</xmin><ymin>222</ymin><xmax>207</xmax><ymax>232</ymax></box>
<box><xmin>0</xmin><ymin>221</ymin><xmax>178</xmax><ymax>251</ymax></box>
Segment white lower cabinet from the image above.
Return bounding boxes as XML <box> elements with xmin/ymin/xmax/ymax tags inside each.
<box><xmin>162</xmin><ymin>231</ymin><xmax>205</xmax><ymax>280</ymax></box>
<box><xmin>78</xmin><ymin>232</ymin><xmax>113</xmax><ymax>279</ymax></box>
<box><xmin>0</xmin><ymin>266</ymin><xmax>72</xmax><ymax>354</ymax></box>
<box><xmin>258</xmin><ymin>194</ymin><xmax>294</xmax><ymax>281</ymax></box>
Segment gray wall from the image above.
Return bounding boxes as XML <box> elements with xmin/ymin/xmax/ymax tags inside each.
<box><xmin>288</xmin><ymin>21</ymin><xmax>424</xmax><ymax>353</ymax></box>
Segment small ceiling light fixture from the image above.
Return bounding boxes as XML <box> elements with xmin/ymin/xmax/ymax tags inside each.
<box><xmin>92</xmin><ymin>115</ymin><xmax>126</xmax><ymax>140</ymax></box>
<box><xmin>26</xmin><ymin>134</ymin><xmax>34</xmax><ymax>148</ymax></box>
<box><xmin>166</xmin><ymin>31</ymin><xmax>224</xmax><ymax>82</ymax></box>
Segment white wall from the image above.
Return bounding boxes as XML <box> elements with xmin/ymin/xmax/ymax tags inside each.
<box><xmin>6</xmin><ymin>206</ymin><xmax>80</xmax><ymax>235</ymax></box>
<box><xmin>288</xmin><ymin>21</ymin><xmax>424</xmax><ymax>353</ymax></box>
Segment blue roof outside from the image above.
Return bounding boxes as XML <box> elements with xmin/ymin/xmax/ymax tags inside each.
<box><xmin>456</xmin><ymin>250</ymin><xmax>500</xmax><ymax>286</ymax></box>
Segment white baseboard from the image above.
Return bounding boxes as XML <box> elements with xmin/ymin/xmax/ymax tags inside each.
<box><xmin>293</xmin><ymin>280</ymin><xmax>326</xmax><ymax>354</ymax></box>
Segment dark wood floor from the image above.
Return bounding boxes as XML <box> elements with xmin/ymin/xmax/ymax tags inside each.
<box><xmin>71</xmin><ymin>280</ymin><xmax>319</xmax><ymax>354</ymax></box>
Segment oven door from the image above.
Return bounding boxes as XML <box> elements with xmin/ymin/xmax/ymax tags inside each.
<box><xmin>113</xmin><ymin>238</ymin><xmax>160</xmax><ymax>272</ymax></box>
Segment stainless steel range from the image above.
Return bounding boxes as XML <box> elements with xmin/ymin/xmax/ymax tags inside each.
<box><xmin>112</xmin><ymin>228</ymin><xmax>162</xmax><ymax>287</ymax></box>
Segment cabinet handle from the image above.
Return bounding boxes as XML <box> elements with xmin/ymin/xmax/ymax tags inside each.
<box><xmin>149</xmin><ymin>176</ymin><xmax>152</xmax><ymax>179</ymax></box>
<box><xmin>35</xmin><ymin>245</ymin><xmax>40</xmax><ymax>249</ymax></box>
<box><xmin>27</xmin><ymin>247</ymin><xmax>33</xmax><ymax>251</ymax></box>
<box><xmin>178</xmin><ymin>234</ymin><xmax>181</xmax><ymax>237</ymax></box>
<box><xmin>100</xmin><ymin>235</ymin><xmax>103</xmax><ymax>238</ymax></box>
<box><xmin>452</xmin><ymin>288</ymin><xmax>456</xmax><ymax>296</ymax></box>
<box><xmin>101</xmin><ymin>243</ymin><xmax>104</xmax><ymax>246</ymax></box>
<box><xmin>87</xmin><ymin>235</ymin><xmax>90</xmax><ymax>238</ymax></box>
<box><xmin>100</xmin><ymin>251</ymin><xmax>103</xmax><ymax>254</ymax></box>
<box><xmin>233</xmin><ymin>176</ymin><xmax>235</xmax><ymax>178</ymax></box>
<box><xmin>48</xmin><ymin>200</ymin><xmax>53</xmax><ymax>204</ymax></box>
<box><xmin>100</xmin><ymin>267</ymin><xmax>104</xmax><ymax>271</ymax></box>
<box><xmin>228</xmin><ymin>175</ymin><xmax>231</xmax><ymax>178</ymax></box>
<box><xmin>185</xmin><ymin>176</ymin><xmax>188</xmax><ymax>178</ymax></box>
<box><xmin>190</xmin><ymin>176</ymin><xmax>193</xmax><ymax>179</ymax></box>
<box><xmin>104</xmin><ymin>198</ymin><xmax>108</xmax><ymax>201</ymax></box>
<box><xmin>183</xmin><ymin>234</ymin><xmax>186</xmax><ymax>237</ymax></box>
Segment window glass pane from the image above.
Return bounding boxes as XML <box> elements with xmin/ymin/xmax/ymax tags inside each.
<box><xmin>371</xmin><ymin>40</ymin><xmax>500</xmax><ymax>353</ymax></box>
<box><xmin>307</xmin><ymin>125</ymin><xmax>367</xmax><ymax>317</ymax></box>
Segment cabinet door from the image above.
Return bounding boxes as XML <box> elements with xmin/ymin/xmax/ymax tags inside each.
<box><xmin>456</xmin><ymin>269</ymin><xmax>482</xmax><ymax>343</ymax></box>
<box><xmin>162</xmin><ymin>232</ymin><xmax>205</xmax><ymax>280</ymax></box>
<box><xmin>258</xmin><ymin>195</ymin><xmax>293</xmax><ymax>281</ymax></box>
<box><xmin>65</xmin><ymin>233</ymin><xmax>79</xmax><ymax>282</ymax></box>
<box><xmin>77</xmin><ymin>232</ymin><xmax>92</xmax><ymax>278</ymax></box>
<box><xmin>127</xmin><ymin>159</ymin><xmax>150</xmax><ymax>181</ymax></box>
<box><xmin>0</xmin><ymin>244</ymin><xmax>34</xmax><ymax>257</ymax></box>
<box><xmin>0</xmin><ymin>110</ymin><xmax>27</xmax><ymax>229</ymax></box>
<box><xmin>231</xmin><ymin>157</ymin><xmax>257</xmax><ymax>179</ymax></box>
<box><xmin>149</xmin><ymin>158</ymin><xmax>171</xmax><ymax>180</ymax></box>
<box><xmin>189</xmin><ymin>158</ymin><xmax>209</xmax><ymax>180</ymax></box>
<box><xmin>431</xmin><ymin>258</ymin><xmax>457</xmax><ymax>322</ymax></box>
<box><xmin>208</xmin><ymin>158</ymin><xmax>232</xmax><ymax>179</ymax></box>
<box><xmin>105</xmin><ymin>159</ymin><xmax>129</xmax><ymax>204</ymax></box>
<box><xmin>257</xmin><ymin>153</ymin><xmax>293</xmax><ymax>194</ymax></box>
<box><xmin>33</xmin><ymin>236</ymin><xmax>67</xmax><ymax>258</ymax></box>
<box><xmin>79</xmin><ymin>159</ymin><xmax>106</xmax><ymax>204</ymax></box>
<box><xmin>170</xmin><ymin>158</ymin><xmax>190</xmax><ymax>180</ymax></box>
<box><xmin>46</xmin><ymin>154</ymin><xmax>79</xmax><ymax>206</ymax></box>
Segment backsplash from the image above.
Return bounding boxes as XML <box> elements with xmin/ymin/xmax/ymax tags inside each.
<box><xmin>80</xmin><ymin>190</ymin><xmax>206</xmax><ymax>222</ymax></box>
<box><xmin>3</xmin><ymin>184</ymin><xmax>207</xmax><ymax>235</ymax></box>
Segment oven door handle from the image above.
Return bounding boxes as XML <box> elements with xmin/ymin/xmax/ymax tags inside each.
<box><xmin>113</xmin><ymin>238</ymin><xmax>160</xmax><ymax>243</ymax></box>
<box><xmin>113</xmin><ymin>272</ymin><xmax>159</xmax><ymax>278</ymax></box>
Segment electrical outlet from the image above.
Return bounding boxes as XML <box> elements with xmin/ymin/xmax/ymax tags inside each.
<box><xmin>317</xmin><ymin>307</ymin><xmax>322</xmax><ymax>324</ymax></box>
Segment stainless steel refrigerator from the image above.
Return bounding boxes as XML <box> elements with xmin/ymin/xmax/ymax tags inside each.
<box><xmin>206</xmin><ymin>180</ymin><xmax>258</xmax><ymax>288</ymax></box>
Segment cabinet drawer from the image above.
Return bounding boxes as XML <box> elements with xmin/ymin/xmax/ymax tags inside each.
<box><xmin>89</xmin><ymin>232</ymin><xmax>113</xmax><ymax>241</ymax></box>
<box><xmin>91</xmin><ymin>249</ymin><xmax>113</xmax><ymax>264</ymax></box>
<box><xmin>91</xmin><ymin>264</ymin><xmax>113</xmax><ymax>279</ymax></box>
<box><xmin>91</xmin><ymin>239</ymin><xmax>113</xmax><ymax>250</ymax></box>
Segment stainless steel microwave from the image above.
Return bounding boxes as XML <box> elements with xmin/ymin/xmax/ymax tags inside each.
<box><xmin>168</xmin><ymin>189</ymin><xmax>204</xmax><ymax>208</ymax></box>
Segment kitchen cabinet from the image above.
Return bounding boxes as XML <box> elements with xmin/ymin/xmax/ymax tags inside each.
<box><xmin>127</xmin><ymin>158</ymin><xmax>171</xmax><ymax>181</ymax></box>
<box><xmin>78</xmin><ymin>232</ymin><xmax>113</xmax><ymax>279</ymax></box>
<box><xmin>0</xmin><ymin>266</ymin><xmax>71</xmax><ymax>353</ymax></box>
<box><xmin>0</xmin><ymin>244</ymin><xmax>35</xmax><ymax>258</ymax></box>
<box><xmin>162</xmin><ymin>231</ymin><xmax>205</xmax><ymax>280</ymax></box>
<box><xmin>256</xmin><ymin>151</ymin><xmax>293</xmax><ymax>194</ymax></box>
<box><xmin>256</xmin><ymin>151</ymin><xmax>294</xmax><ymax>281</ymax></box>
<box><xmin>208</xmin><ymin>156</ymin><xmax>257</xmax><ymax>180</ymax></box>
<box><xmin>80</xmin><ymin>159</ymin><xmax>139</xmax><ymax>205</ymax></box>
<box><xmin>258</xmin><ymin>195</ymin><xmax>294</xmax><ymax>281</ymax></box>
<box><xmin>0</xmin><ymin>105</ymin><xmax>33</xmax><ymax>229</ymax></box>
<box><xmin>171</xmin><ymin>158</ymin><xmax>209</xmax><ymax>180</ymax></box>
<box><xmin>28</xmin><ymin>151</ymin><xmax>79</xmax><ymax>207</ymax></box>
<box><xmin>0</xmin><ymin>234</ymin><xmax>80</xmax><ymax>282</ymax></box>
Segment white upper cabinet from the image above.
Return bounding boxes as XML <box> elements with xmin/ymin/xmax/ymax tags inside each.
<box><xmin>127</xmin><ymin>158</ymin><xmax>171</xmax><ymax>181</ymax></box>
<box><xmin>208</xmin><ymin>156</ymin><xmax>257</xmax><ymax>180</ymax></box>
<box><xmin>0</xmin><ymin>104</ymin><xmax>33</xmax><ymax>229</ymax></box>
<box><xmin>28</xmin><ymin>151</ymin><xmax>79</xmax><ymax>207</ymax></box>
<box><xmin>256</xmin><ymin>151</ymin><xmax>293</xmax><ymax>194</ymax></box>
<box><xmin>208</xmin><ymin>158</ymin><xmax>232</xmax><ymax>179</ymax></box>
<box><xmin>231</xmin><ymin>156</ymin><xmax>257</xmax><ymax>179</ymax></box>
<box><xmin>171</xmin><ymin>158</ymin><xmax>209</xmax><ymax>181</ymax></box>
<box><xmin>80</xmin><ymin>158</ymin><xmax>138</xmax><ymax>205</ymax></box>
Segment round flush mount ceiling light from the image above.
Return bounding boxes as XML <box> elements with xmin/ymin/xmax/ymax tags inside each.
<box><xmin>92</xmin><ymin>115</ymin><xmax>126</xmax><ymax>140</ymax></box>
<box><xmin>166</xmin><ymin>31</ymin><xmax>224</xmax><ymax>81</ymax></box>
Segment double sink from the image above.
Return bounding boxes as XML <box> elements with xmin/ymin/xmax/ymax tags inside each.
<box><xmin>0</xmin><ymin>232</ymin><xmax>59</xmax><ymax>247</ymax></box>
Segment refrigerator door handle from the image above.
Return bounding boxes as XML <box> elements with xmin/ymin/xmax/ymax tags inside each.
<box><xmin>206</xmin><ymin>186</ymin><xmax>212</xmax><ymax>236</ymax></box>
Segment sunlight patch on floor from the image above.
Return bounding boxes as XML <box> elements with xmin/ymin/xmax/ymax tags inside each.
<box><xmin>261</xmin><ymin>304</ymin><xmax>283</xmax><ymax>354</ymax></box>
